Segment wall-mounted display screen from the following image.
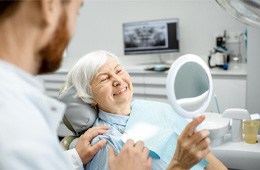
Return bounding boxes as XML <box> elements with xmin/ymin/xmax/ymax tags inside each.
<box><xmin>123</xmin><ymin>18</ymin><xmax>179</xmax><ymax>55</ymax></box>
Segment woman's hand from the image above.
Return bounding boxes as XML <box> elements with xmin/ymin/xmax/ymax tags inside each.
<box><xmin>167</xmin><ymin>115</ymin><xmax>211</xmax><ymax>170</ymax></box>
<box><xmin>75</xmin><ymin>125</ymin><xmax>108</xmax><ymax>164</ymax></box>
<box><xmin>108</xmin><ymin>139</ymin><xmax>152</xmax><ymax>170</ymax></box>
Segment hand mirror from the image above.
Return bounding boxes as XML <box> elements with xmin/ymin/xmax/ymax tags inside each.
<box><xmin>166</xmin><ymin>54</ymin><xmax>213</xmax><ymax>119</ymax></box>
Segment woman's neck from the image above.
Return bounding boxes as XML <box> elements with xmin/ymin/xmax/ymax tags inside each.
<box><xmin>102</xmin><ymin>103</ymin><xmax>131</xmax><ymax>116</ymax></box>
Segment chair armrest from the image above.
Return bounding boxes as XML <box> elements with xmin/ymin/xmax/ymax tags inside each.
<box><xmin>60</xmin><ymin>135</ymin><xmax>78</xmax><ymax>150</ymax></box>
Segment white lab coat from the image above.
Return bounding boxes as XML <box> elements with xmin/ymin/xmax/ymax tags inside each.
<box><xmin>0</xmin><ymin>60</ymin><xmax>83</xmax><ymax>170</ymax></box>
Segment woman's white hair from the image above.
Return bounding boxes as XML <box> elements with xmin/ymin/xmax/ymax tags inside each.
<box><xmin>65</xmin><ymin>50</ymin><xmax>119</xmax><ymax>104</ymax></box>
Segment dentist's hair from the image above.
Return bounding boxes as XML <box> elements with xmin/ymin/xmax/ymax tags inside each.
<box><xmin>0</xmin><ymin>1</ymin><xmax>22</xmax><ymax>21</ymax></box>
<box><xmin>64</xmin><ymin>50</ymin><xmax>119</xmax><ymax>104</ymax></box>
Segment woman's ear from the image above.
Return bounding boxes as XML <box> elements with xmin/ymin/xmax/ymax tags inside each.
<box><xmin>92</xmin><ymin>102</ymin><xmax>98</xmax><ymax>110</ymax></box>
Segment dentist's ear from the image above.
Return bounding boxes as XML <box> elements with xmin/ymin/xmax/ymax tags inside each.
<box><xmin>32</xmin><ymin>0</ymin><xmax>63</xmax><ymax>49</ymax></box>
<box><xmin>39</xmin><ymin>0</ymin><xmax>62</xmax><ymax>28</ymax></box>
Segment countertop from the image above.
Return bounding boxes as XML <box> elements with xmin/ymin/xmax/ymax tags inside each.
<box><xmin>124</xmin><ymin>63</ymin><xmax>247</xmax><ymax>76</ymax></box>
<box><xmin>209</xmin><ymin>63</ymin><xmax>247</xmax><ymax>76</ymax></box>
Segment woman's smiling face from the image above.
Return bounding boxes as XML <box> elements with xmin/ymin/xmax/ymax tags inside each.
<box><xmin>90</xmin><ymin>57</ymin><xmax>133</xmax><ymax>114</ymax></box>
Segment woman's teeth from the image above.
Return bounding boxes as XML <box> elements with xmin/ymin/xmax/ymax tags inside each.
<box><xmin>115</xmin><ymin>87</ymin><xmax>127</xmax><ymax>95</ymax></box>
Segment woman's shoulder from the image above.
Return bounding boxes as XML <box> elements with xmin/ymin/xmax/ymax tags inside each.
<box><xmin>90</xmin><ymin>128</ymin><xmax>123</xmax><ymax>152</ymax></box>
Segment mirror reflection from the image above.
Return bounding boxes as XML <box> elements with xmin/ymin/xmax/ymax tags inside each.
<box><xmin>174</xmin><ymin>61</ymin><xmax>209</xmax><ymax>112</ymax></box>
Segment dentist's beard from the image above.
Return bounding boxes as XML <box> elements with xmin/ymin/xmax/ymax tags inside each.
<box><xmin>38</xmin><ymin>11</ymin><xmax>70</xmax><ymax>74</ymax></box>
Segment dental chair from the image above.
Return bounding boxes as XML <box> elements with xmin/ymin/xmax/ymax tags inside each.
<box><xmin>58</xmin><ymin>86</ymin><xmax>98</xmax><ymax>150</ymax></box>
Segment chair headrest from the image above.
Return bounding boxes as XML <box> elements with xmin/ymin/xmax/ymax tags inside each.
<box><xmin>58</xmin><ymin>86</ymin><xmax>97</xmax><ymax>135</ymax></box>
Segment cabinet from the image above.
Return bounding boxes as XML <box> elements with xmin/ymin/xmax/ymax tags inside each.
<box><xmin>211</xmin><ymin>75</ymin><xmax>246</xmax><ymax>113</ymax></box>
<box><xmin>209</xmin><ymin>64</ymin><xmax>247</xmax><ymax>113</ymax></box>
<box><xmin>130</xmin><ymin>72</ymin><xmax>168</xmax><ymax>102</ymax></box>
<box><xmin>37</xmin><ymin>71</ymin><xmax>68</xmax><ymax>98</ymax></box>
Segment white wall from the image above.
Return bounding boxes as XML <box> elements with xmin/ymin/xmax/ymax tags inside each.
<box><xmin>61</xmin><ymin>0</ymin><xmax>246</xmax><ymax>69</ymax></box>
<box><xmin>247</xmin><ymin>27</ymin><xmax>260</xmax><ymax>114</ymax></box>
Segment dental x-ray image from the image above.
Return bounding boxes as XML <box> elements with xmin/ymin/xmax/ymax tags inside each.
<box><xmin>124</xmin><ymin>22</ymin><xmax>168</xmax><ymax>50</ymax></box>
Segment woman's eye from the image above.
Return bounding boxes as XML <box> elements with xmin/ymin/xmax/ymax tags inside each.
<box><xmin>100</xmin><ymin>77</ymin><xmax>108</xmax><ymax>82</ymax></box>
<box><xmin>116</xmin><ymin>69</ymin><xmax>122</xmax><ymax>74</ymax></box>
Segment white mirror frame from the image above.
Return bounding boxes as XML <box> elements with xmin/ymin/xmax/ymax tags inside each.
<box><xmin>166</xmin><ymin>54</ymin><xmax>213</xmax><ymax>119</ymax></box>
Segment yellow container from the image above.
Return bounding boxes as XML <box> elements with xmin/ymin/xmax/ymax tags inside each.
<box><xmin>243</xmin><ymin>120</ymin><xmax>260</xmax><ymax>144</ymax></box>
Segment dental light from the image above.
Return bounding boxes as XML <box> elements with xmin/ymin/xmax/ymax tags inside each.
<box><xmin>216</xmin><ymin>0</ymin><xmax>260</xmax><ymax>28</ymax></box>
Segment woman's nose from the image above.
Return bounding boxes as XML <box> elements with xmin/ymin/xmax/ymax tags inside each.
<box><xmin>112</xmin><ymin>76</ymin><xmax>122</xmax><ymax>87</ymax></box>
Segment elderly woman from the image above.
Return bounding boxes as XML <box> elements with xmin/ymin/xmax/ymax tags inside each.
<box><xmin>65</xmin><ymin>50</ymin><xmax>226</xmax><ymax>170</ymax></box>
